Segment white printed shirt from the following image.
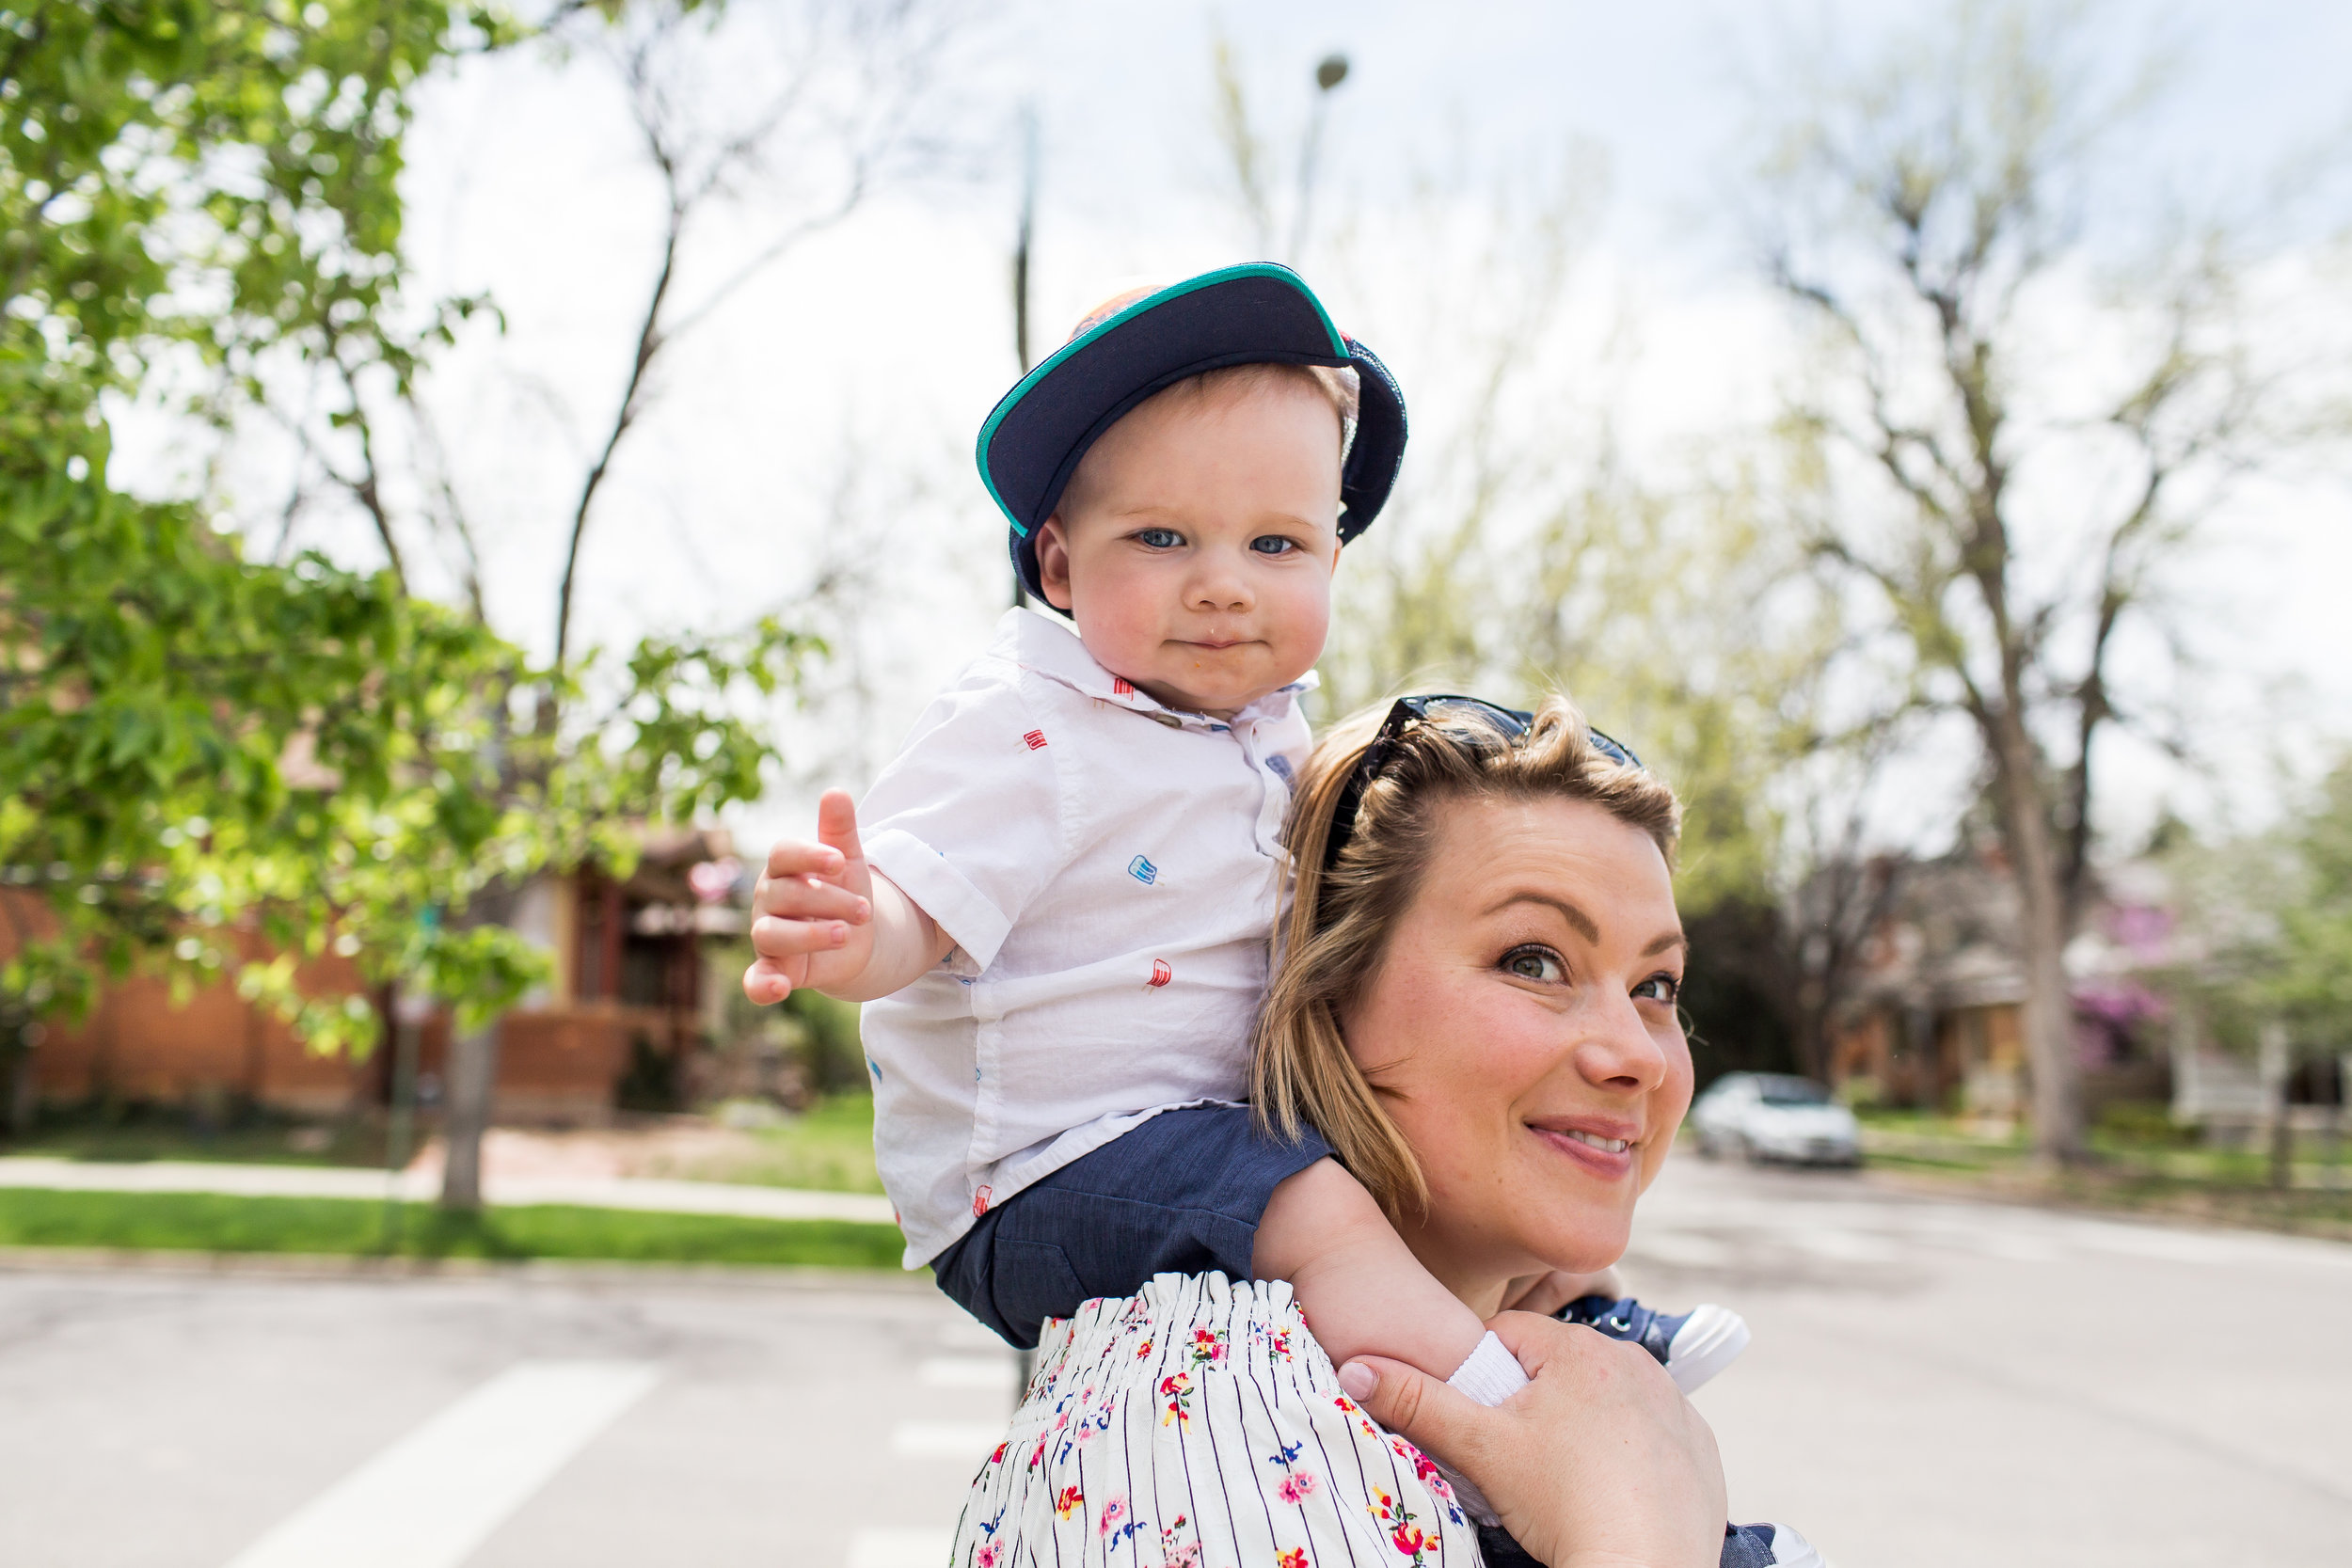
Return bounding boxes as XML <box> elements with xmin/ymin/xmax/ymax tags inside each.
<box><xmin>955</xmin><ymin>1273</ymin><xmax>1474</xmax><ymax>1565</ymax></box>
<box><xmin>860</xmin><ymin>607</ymin><xmax>1313</xmax><ymax>1268</ymax></box>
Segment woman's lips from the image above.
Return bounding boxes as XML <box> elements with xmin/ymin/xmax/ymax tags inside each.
<box><xmin>1528</xmin><ymin>1119</ymin><xmax>1641</xmax><ymax>1179</ymax></box>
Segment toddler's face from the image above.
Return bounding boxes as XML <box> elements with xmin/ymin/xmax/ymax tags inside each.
<box><xmin>1036</xmin><ymin>374</ymin><xmax>1343</xmax><ymax>717</ymax></box>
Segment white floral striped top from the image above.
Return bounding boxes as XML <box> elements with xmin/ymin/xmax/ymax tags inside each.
<box><xmin>954</xmin><ymin>1273</ymin><xmax>1476</xmax><ymax>1568</ymax></box>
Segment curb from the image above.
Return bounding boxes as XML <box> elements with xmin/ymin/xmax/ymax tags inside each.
<box><xmin>0</xmin><ymin>1244</ymin><xmax>939</xmax><ymax>1294</ymax></box>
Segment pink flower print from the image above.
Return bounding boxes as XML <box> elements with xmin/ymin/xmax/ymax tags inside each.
<box><xmin>1074</xmin><ymin>1421</ymin><xmax>1096</xmax><ymax>1446</ymax></box>
<box><xmin>1364</xmin><ymin>1486</ymin><xmax>1430</xmax><ymax>1566</ymax></box>
<box><xmin>1025</xmin><ymin>1435</ymin><xmax>1048</xmax><ymax>1470</ymax></box>
<box><xmin>1098</xmin><ymin>1496</ymin><xmax>1129</xmax><ymax>1537</ymax></box>
<box><xmin>1188</xmin><ymin>1327</ymin><xmax>1228</xmax><ymax>1366</ymax></box>
<box><xmin>1277</xmin><ymin>1469</ymin><xmax>1320</xmax><ymax>1504</ymax></box>
<box><xmin>1135</xmin><ymin>1337</ymin><xmax>1154</xmax><ymax>1359</ymax></box>
<box><xmin>1392</xmin><ymin>1439</ymin><xmax>1450</xmax><ymax>1495</ymax></box>
<box><xmin>1276</xmin><ymin>1550</ymin><xmax>1311</xmax><ymax>1568</ymax></box>
<box><xmin>988</xmin><ymin>1442</ymin><xmax>1008</xmax><ymax>1465</ymax></box>
<box><xmin>1157</xmin><ymin>1370</ymin><xmax>1195</xmax><ymax>1426</ymax></box>
<box><xmin>1054</xmin><ymin>1484</ymin><xmax>1085</xmax><ymax>1519</ymax></box>
<box><xmin>977</xmin><ymin>1548</ymin><xmax>1002</xmax><ymax>1568</ymax></box>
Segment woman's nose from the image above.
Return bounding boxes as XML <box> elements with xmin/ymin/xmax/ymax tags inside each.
<box><xmin>1571</xmin><ymin>994</ymin><xmax>1670</xmax><ymax>1093</ymax></box>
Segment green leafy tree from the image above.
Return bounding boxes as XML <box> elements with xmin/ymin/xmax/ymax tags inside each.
<box><xmin>2168</xmin><ymin>756</ymin><xmax>2352</xmax><ymax>1050</ymax></box>
<box><xmin>0</xmin><ymin>2</ymin><xmax>818</xmax><ymax>1197</ymax></box>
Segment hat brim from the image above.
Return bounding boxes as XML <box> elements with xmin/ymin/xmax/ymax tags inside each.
<box><xmin>976</xmin><ymin>263</ymin><xmax>1407</xmax><ymax>600</ymax></box>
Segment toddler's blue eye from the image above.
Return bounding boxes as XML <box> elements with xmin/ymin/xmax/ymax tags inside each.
<box><xmin>1136</xmin><ymin>528</ymin><xmax>1182</xmax><ymax>549</ymax></box>
<box><xmin>1250</xmin><ymin>536</ymin><xmax>1298</xmax><ymax>556</ymax></box>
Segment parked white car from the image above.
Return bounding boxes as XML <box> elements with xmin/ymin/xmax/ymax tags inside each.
<box><xmin>1689</xmin><ymin>1073</ymin><xmax>1862</xmax><ymax>1166</ymax></box>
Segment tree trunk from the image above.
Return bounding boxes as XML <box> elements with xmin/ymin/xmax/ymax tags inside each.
<box><xmin>1989</xmin><ymin>711</ymin><xmax>2086</xmax><ymax>1165</ymax></box>
<box><xmin>2258</xmin><ymin>1022</ymin><xmax>2292</xmax><ymax>1193</ymax></box>
<box><xmin>437</xmin><ymin>883</ymin><xmax>522</xmax><ymax>1212</ymax></box>
<box><xmin>439</xmin><ymin>1014</ymin><xmax>501</xmax><ymax>1212</ymax></box>
<box><xmin>6</xmin><ymin>1037</ymin><xmax>35</xmax><ymax>1139</ymax></box>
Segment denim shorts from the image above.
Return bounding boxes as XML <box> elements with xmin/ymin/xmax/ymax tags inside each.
<box><xmin>930</xmin><ymin>1103</ymin><xmax>1334</xmax><ymax>1350</ymax></box>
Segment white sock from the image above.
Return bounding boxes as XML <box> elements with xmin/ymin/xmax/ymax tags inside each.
<box><xmin>1445</xmin><ymin>1330</ymin><xmax>1531</xmax><ymax>1406</ymax></box>
<box><xmin>1436</xmin><ymin>1331</ymin><xmax>1529</xmax><ymax>1527</ymax></box>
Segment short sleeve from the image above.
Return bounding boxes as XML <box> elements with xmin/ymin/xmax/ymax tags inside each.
<box><xmin>859</xmin><ymin>670</ymin><xmax>1064</xmax><ymax>972</ymax></box>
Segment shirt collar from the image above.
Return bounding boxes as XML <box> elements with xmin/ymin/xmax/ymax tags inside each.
<box><xmin>1005</xmin><ymin>606</ymin><xmax>1318</xmax><ymax>731</ymax></box>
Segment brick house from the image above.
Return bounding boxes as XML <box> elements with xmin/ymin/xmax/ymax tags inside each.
<box><xmin>3</xmin><ymin>828</ymin><xmax>741</xmax><ymax>1126</ymax></box>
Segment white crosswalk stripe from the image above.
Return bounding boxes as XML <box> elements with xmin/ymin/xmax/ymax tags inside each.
<box><xmin>220</xmin><ymin>1361</ymin><xmax>658</xmax><ymax>1568</ymax></box>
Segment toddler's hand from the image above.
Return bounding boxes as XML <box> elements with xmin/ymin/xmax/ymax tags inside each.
<box><xmin>743</xmin><ymin>789</ymin><xmax>876</xmax><ymax>1004</ymax></box>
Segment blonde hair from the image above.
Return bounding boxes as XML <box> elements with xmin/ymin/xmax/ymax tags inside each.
<box><xmin>1250</xmin><ymin>696</ymin><xmax>1682</xmax><ymax>1217</ymax></box>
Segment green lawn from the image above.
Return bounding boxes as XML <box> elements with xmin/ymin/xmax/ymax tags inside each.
<box><xmin>677</xmin><ymin>1095</ymin><xmax>884</xmax><ymax>1193</ymax></box>
<box><xmin>1854</xmin><ymin>1106</ymin><xmax>2352</xmax><ymax>1236</ymax></box>
<box><xmin>0</xmin><ymin>1188</ymin><xmax>903</xmax><ymax>1268</ymax></box>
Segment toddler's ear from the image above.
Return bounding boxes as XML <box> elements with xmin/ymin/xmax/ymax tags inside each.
<box><xmin>1035</xmin><ymin>515</ymin><xmax>1077</xmax><ymax>611</ymax></box>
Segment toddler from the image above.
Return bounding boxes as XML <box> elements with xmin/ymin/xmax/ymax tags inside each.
<box><xmin>745</xmin><ymin>266</ymin><xmax>1740</xmax><ymax>1465</ymax></box>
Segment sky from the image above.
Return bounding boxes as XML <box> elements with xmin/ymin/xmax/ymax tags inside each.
<box><xmin>182</xmin><ymin>0</ymin><xmax>2352</xmax><ymax>855</ymax></box>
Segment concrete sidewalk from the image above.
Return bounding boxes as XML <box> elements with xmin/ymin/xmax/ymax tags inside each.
<box><xmin>0</xmin><ymin>1156</ymin><xmax>898</xmax><ymax>1226</ymax></box>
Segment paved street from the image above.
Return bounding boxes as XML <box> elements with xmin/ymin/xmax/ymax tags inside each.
<box><xmin>2</xmin><ymin>1155</ymin><xmax>2346</xmax><ymax>1567</ymax></box>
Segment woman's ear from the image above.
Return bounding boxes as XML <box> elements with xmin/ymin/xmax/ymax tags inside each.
<box><xmin>1036</xmin><ymin>515</ymin><xmax>1077</xmax><ymax>612</ymax></box>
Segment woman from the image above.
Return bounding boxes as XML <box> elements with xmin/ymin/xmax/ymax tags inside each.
<box><xmin>952</xmin><ymin>697</ymin><xmax>1818</xmax><ymax>1567</ymax></box>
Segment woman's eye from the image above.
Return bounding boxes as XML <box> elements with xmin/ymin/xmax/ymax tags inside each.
<box><xmin>1250</xmin><ymin>535</ymin><xmax>1299</xmax><ymax>556</ymax></box>
<box><xmin>1632</xmin><ymin>973</ymin><xmax>1681</xmax><ymax>1005</ymax></box>
<box><xmin>1135</xmin><ymin>528</ymin><xmax>1183</xmax><ymax>549</ymax></box>
<box><xmin>1502</xmin><ymin>946</ymin><xmax>1566</xmax><ymax>983</ymax></box>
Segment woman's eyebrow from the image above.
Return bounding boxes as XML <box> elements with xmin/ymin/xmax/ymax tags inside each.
<box><xmin>1485</xmin><ymin>892</ymin><xmax>1600</xmax><ymax>943</ymax></box>
<box><xmin>1486</xmin><ymin>893</ymin><xmax>1686</xmax><ymax>958</ymax></box>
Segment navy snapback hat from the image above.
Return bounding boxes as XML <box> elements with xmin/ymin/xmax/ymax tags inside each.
<box><xmin>976</xmin><ymin>262</ymin><xmax>1408</xmax><ymax>600</ymax></box>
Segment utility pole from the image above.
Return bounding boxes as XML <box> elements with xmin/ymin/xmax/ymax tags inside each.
<box><xmin>1288</xmin><ymin>54</ymin><xmax>1349</xmax><ymax>264</ymax></box>
<box><xmin>1010</xmin><ymin>103</ymin><xmax>1039</xmax><ymax>610</ymax></box>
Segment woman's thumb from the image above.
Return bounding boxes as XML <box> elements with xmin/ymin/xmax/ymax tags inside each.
<box><xmin>1337</xmin><ymin>1356</ymin><xmax>1484</xmax><ymax>1461</ymax></box>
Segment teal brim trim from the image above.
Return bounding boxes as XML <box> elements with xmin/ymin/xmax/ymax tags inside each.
<box><xmin>975</xmin><ymin>262</ymin><xmax>1349</xmax><ymax>535</ymax></box>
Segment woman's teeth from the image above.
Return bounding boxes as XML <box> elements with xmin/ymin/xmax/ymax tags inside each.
<box><xmin>1564</xmin><ymin>1130</ymin><xmax>1629</xmax><ymax>1154</ymax></box>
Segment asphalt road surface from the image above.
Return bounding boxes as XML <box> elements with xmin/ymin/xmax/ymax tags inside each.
<box><xmin>2</xmin><ymin>1155</ymin><xmax>2345</xmax><ymax>1567</ymax></box>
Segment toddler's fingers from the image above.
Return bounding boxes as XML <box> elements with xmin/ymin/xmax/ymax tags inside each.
<box><xmin>750</xmin><ymin>913</ymin><xmax>852</xmax><ymax>961</ymax></box>
<box><xmin>755</xmin><ymin>874</ymin><xmax>870</xmax><ymax>925</ymax></box>
<box><xmin>815</xmin><ymin>788</ymin><xmax>866</xmax><ymax>863</ymax></box>
<box><xmin>741</xmin><ymin>958</ymin><xmax>794</xmax><ymax>1005</ymax></box>
<box><xmin>764</xmin><ymin>837</ymin><xmax>848</xmax><ymax>882</ymax></box>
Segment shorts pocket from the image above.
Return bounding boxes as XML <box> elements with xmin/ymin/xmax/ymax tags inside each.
<box><xmin>993</xmin><ymin>1238</ymin><xmax>1088</xmax><ymax>1343</ymax></box>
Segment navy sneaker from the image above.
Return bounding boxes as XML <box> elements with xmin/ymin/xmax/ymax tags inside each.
<box><xmin>1559</xmin><ymin>1294</ymin><xmax>1750</xmax><ymax>1393</ymax></box>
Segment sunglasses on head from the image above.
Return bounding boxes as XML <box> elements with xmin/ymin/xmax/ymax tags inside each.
<box><xmin>1322</xmin><ymin>694</ymin><xmax>1644</xmax><ymax>870</ymax></box>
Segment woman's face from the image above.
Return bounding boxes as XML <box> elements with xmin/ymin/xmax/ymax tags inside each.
<box><xmin>1339</xmin><ymin>793</ymin><xmax>1692</xmax><ymax>1303</ymax></box>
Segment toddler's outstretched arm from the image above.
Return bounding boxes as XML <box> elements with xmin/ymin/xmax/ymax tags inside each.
<box><xmin>742</xmin><ymin>789</ymin><xmax>954</xmax><ymax>1005</ymax></box>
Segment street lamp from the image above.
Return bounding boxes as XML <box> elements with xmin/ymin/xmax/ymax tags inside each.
<box><xmin>1290</xmin><ymin>52</ymin><xmax>1350</xmax><ymax>264</ymax></box>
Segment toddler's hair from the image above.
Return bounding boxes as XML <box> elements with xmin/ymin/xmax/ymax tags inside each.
<box><xmin>1251</xmin><ymin>695</ymin><xmax>1682</xmax><ymax>1217</ymax></box>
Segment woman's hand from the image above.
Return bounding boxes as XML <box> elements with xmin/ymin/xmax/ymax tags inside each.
<box><xmin>1337</xmin><ymin>1311</ymin><xmax>1726</xmax><ymax>1568</ymax></box>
